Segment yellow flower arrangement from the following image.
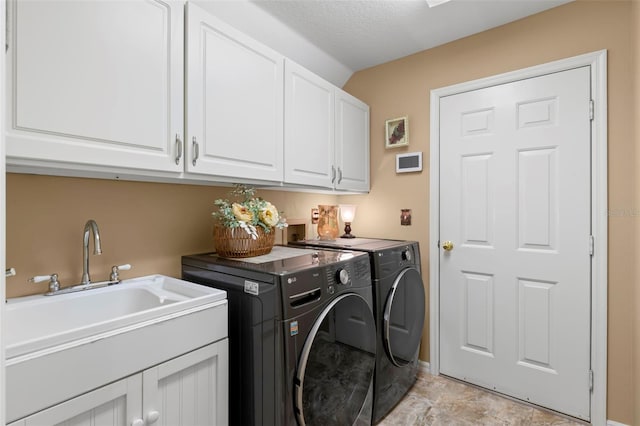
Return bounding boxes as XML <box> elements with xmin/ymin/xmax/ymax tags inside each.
<box><xmin>213</xmin><ymin>185</ymin><xmax>287</xmax><ymax>239</ymax></box>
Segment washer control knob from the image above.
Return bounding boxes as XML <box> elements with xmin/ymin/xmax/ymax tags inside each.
<box><xmin>402</xmin><ymin>249</ymin><xmax>412</xmax><ymax>262</ymax></box>
<box><xmin>336</xmin><ymin>269</ymin><xmax>349</xmax><ymax>285</ymax></box>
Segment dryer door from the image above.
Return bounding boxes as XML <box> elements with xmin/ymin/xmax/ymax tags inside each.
<box><xmin>295</xmin><ymin>293</ymin><xmax>376</xmax><ymax>426</ymax></box>
<box><xmin>383</xmin><ymin>267</ymin><xmax>425</xmax><ymax>366</ymax></box>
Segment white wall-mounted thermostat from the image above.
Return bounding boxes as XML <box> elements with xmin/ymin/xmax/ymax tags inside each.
<box><xmin>396</xmin><ymin>152</ymin><xmax>422</xmax><ymax>173</ymax></box>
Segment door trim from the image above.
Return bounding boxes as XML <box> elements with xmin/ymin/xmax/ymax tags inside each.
<box><xmin>429</xmin><ymin>50</ymin><xmax>607</xmax><ymax>425</ymax></box>
<box><xmin>1</xmin><ymin>0</ymin><xmax>6</xmax><ymax>423</ymax></box>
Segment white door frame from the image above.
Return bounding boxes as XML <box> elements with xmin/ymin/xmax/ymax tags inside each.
<box><xmin>1</xmin><ymin>0</ymin><xmax>7</xmax><ymax>424</ymax></box>
<box><xmin>429</xmin><ymin>50</ymin><xmax>607</xmax><ymax>425</ymax></box>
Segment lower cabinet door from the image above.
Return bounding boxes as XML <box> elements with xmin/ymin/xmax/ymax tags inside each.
<box><xmin>8</xmin><ymin>375</ymin><xmax>142</xmax><ymax>426</ymax></box>
<box><xmin>8</xmin><ymin>341</ymin><xmax>229</xmax><ymax>426</ymax></box>
<box><xmin>142</xmin><ymin>340</ymin><xmax>229</xmax><ymax>426</ymax></box>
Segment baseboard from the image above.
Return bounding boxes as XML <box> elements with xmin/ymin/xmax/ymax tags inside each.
<box><xmin>607</xmin><ymin>421</ymin><xmax>630</xmax><ymax>426</ymax></box>
<box><xmin>418</xmin><ymin>360</ymin><xmax>430</xmax><ymax>373</ymax></box>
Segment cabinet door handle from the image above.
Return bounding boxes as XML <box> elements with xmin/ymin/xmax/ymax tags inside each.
<box><xmin>331</xmin><ymin>165</ymin><xmax>336</xmax><ymax>183</ymax></box>
<box><xmin>192</xmin><ymin>136</ymin><xmax>199</xmax><ymax>166</ymax></box>
<box><xmin>175</xmin><ymin>134</ymin><xmax>183</xmax><ymax>165</ymax></box>
<box><xmin>338</xmin><ymin>167</ymin><xmax>343</xmax><ymax>184</ymax></box>
<box><xmin>5</xmin><ymin>0</ymin><xmax>11</xmax><ymax>53</ymax></box>
<box><xmin>146</xmin><ymin>410</ymin><xmax>160</xmax><ymax>424</ymax></box>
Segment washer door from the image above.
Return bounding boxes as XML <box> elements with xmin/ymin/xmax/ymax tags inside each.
<box><xmin>295</xmin><ymin>293</ymin><xmax>376</xmax><ymax>426</ymax></box>
<box><xmin>383</xmin><ymin>267</ymin><xmax>426</xmax><ymax>367</ymax></box>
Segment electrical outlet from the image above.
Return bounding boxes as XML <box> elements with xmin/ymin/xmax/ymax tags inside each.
<box><xmin>401</xmin><ymin>209</ymin><xmax>412</xmax><ymax>226</ymax></box>
<box><xmin>311</xmin><ymin>208</ymin><xmax>319</xmax><ymax>224</ymax></box>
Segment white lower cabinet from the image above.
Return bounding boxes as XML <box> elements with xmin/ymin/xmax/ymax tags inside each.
<box><xmin>7</xmin><ymin>376</ymin><xmax>141</xmax><ymax>426</ymax></box>
<box><xmin>142</xmin><ymin>341</ymin><xmax>229</xmax><ymax>426</ymax></box>
<box><xmin>8</xmin><ymin>342</ymin><xmax>229</xmax><ymax>426</ymax></box>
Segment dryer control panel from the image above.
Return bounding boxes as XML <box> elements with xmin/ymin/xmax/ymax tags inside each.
<box><xmin>281</xmin><ymin>254</ymin><xmax>371</xmax><ymax>315</ymax></box>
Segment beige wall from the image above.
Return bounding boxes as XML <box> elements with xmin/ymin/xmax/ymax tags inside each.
<box><xmin>5</xmin><ymin>174</ymin><xmax>338</xmax><ymax>298</ymax></box>
<box><xmin>343</xmin><ymin>0</ymin><xmax>636</xmax><ymax>423</ymax></box>
<box><xmin>634</xmin><ymin>0</ymin><xmax>640</xmax><ymax>423</ymax></box>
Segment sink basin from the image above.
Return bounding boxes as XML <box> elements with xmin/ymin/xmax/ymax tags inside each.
<box><xmin>5</xmin><ymin>274</ymin><xmax>226</xmax><ymax>359</ymax></box>
<box><xmin>5</xmin><ymin>274</ymin><xmax>228</xmax><ymax>423</ymax></box>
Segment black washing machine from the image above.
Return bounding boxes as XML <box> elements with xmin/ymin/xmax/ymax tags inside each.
<box><xmin>182</xmin><ymin>246</ymin><xmax>376</xmax><ymax>426</ymax></box>
<box><xmin>289</xmin><ymin>238</ymin><xmax>425</xmax><ymax>423</ymax></box>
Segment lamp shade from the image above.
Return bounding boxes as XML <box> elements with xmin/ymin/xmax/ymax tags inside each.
<box><xmin>339</xmin><ymin>204</ymin><xmax>357</xmax><ymax>223</ymax></box>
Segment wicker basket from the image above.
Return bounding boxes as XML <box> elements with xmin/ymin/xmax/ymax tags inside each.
<box><xmin>213</xmin><ymin>225</ymin><xmax>275</xmax><ymax>258</ymax></box>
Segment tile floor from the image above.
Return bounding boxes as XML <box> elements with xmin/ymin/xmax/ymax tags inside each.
<box><xmin>378</xmin><ymin>366</ymin><xmax>585</xmax><ymax>425</ymax></box>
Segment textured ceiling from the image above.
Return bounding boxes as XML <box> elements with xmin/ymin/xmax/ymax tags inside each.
<box><xmin>195</xmin><ymin>0</ymin><xmax>573</xmax><ymax>86</ymax></box>
<box><xmin>252</xmin><ymin>0</ymin><xmax>573</xmax><ymax>71</ymax></box>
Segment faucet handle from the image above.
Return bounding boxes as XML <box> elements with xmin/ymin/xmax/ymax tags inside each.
<box><xmin>29</xmin><ymin>273</ymin><xmax>60</xmax><ymax>293</ymax></box>
<box><xmin>110</xmin><ymin>264</ymin><xmax>132</xmax><ymax>282</ymax></box>
<box><xmin>29</xmin><ymin>274</ymin><xmax>55</xmax><ymax>283</ymax></box>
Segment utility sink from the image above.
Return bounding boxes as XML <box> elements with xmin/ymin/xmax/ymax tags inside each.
<box><xmin>5</xmin><ymin>274</ymin><xmax>228</xmax><ymax>423</ymax></box>
<box><xmin>5</xmin><ymin>274</ymin><xmax>226</xmax><ymax>359</ymax></box>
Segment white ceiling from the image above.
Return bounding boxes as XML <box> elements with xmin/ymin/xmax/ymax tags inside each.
<box><xmin>195</xmin><ymin>0</ymin><xmax>574</xmax><ymax>87</ymax></box>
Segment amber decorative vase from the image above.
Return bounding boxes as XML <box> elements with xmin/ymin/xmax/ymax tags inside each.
<box><xmin>317</xmin><ymin>205</ymin><xmax>340</xmax><ymax>240</ymax></box>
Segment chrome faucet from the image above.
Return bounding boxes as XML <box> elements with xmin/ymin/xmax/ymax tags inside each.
<box><xmin>81</xmin><ymin>219</ymin><xmax>102</xmax><ymax>285</ymax></box>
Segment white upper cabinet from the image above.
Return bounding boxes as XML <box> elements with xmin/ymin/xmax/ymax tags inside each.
<box><xmin>6</xmin><ymin>0</ymin><xmax>184</xmax><ymax>173</ymax></box>
<box><xmin>186</xmin><ymin>3</ymin><xmax>284</xmax><ymax>183</ymax></box>
<box><xmin>284</xmin><ymin>60</ymin><xmax>370</xmax><ymax>192</ymax></box>
<box><xmin>5</xmin><ymin>1</ymin><xmax>367</xmax><ymax>190</ymax></box>
<box><xmin>284</xmin><ymin>60</ymin><xmax>335</xmax><ymax>188</ymax></box>
<box><xmin>335</xmin><ymin>89</ymin><xmax>370</xmax><ymax>192</ymax></box>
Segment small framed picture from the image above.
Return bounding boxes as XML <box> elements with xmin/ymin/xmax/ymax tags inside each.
<box><xmin>385</xmin><ymin>116</ymin><xmax>409</xmax><ymax>149</ymax></box>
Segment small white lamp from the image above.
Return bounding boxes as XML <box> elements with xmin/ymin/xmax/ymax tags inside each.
<box><xmin>339</xmin><ymin>204</ymin><xmax>357</xmax><ymax>239</ymax></box>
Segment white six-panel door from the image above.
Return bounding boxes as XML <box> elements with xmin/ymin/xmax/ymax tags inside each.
<box><xmin>439</xmin><ymin>66</ymin><xmax>592</xmax><ymax>420</ymax></box>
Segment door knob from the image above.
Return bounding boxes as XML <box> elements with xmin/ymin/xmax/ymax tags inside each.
<box><xmin>442</xmin><ymin>241</ymin><xmax>454</xmax><ymax>251</ymax></box>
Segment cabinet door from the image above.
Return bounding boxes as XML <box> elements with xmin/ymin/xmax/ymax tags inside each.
<box><xmin>284</xmin><ymin>59</ymin><xmax>335</xmax><ymax>188</ymax></box>
<box><xmin>335</xmin><ymin>89</ymin><xmax>370</xmax><ymax>192</ymax></box>
<box><xmin>142</xmin><ymin>340</ymin><xmax>229</xmax><ymax>426</ymax></box>
<box><xmin>6</xmin><ymin>0</ymin><xmax>184</xmax><ymax>173</ymax></box>
<box><xmin>14</xmin><ymin>375</ymin><xmax>142</xmax><ymax>426</ymax></box>
<box><xmin>186</xmin><ymin>4</ymin><xmax>284</xmax><ymax>182</ymax></box>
